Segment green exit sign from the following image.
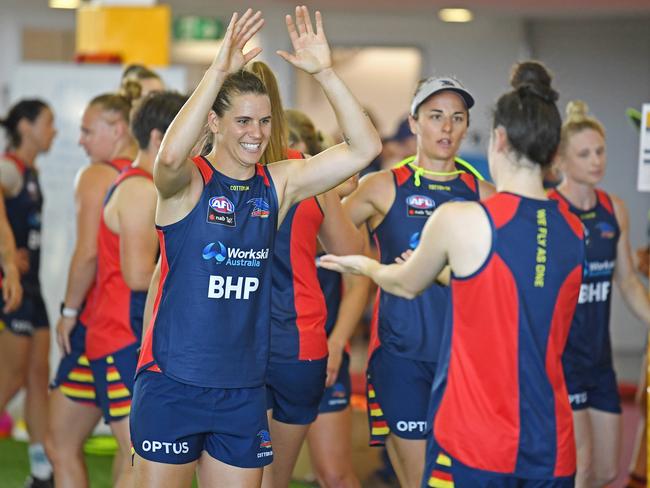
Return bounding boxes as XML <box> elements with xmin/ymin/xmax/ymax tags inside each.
<box><xmin>173</xmin><ymin>16</ymin><xmax>224</xmax><ymax>40</ymax></box>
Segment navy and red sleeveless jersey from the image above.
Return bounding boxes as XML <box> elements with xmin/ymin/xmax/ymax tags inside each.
<box><xmin>370</xmin><ymin>164</ymin><xmax>480</xmax><ymax>362</ymax></box>
<box><xmin>431</xmin><ymin>192</ymin><xmax>584</xmax><ymax>478</ymax></box>
<box><xmin>270</xmin><ymin>196</ymin><xmax>328</xmax><ymax>362</ymax></box>
<box><xmin>2</xmin><ymin>153</ymin><xmax>43</xmax><ymax>294</ymax></box>
<box><xmin>548</xmin><ymin>188</ymin><xmax>619</xmax><ymax>372</ymax></box>
<box><xmin>86</xmin><ymin>166</ymin><xmax>151</xmax><ymax>360</ymax></box>
<box><xmin>79</xmin><ymin>158</ymin><xmax>133</xmax><ymax>329</ymax></box>
<box><xmin>137</xmin><ymin>156</ymin><xmax>279</xmax><ymax>388</ymax></box>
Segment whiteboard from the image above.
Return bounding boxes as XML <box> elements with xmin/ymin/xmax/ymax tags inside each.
<box><xmin>8</xmin><ymin>62</ymin><xmax>186</xmax><ymax>368</ymax></box>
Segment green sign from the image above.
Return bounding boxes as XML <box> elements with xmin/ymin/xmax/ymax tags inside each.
<box><xmin>173</xmin><ymin>16</ymin><xmax>224</xmax><ymax>41</ymax></box>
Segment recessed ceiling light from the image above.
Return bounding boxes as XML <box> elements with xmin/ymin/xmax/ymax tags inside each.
<box><xmin>49</xmin><ymin>0</ymin><xmax>80</xmax><ymax>8</ymax></box>
<box><xmin>438</xmin><ymin>8</ymin><xmax>473</xmax><ymax>23</ymax></box>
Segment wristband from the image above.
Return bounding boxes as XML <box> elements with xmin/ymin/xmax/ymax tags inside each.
<box><xmin>60</xmin><ymin>302</ymin><xmax>79</xmax><ymax>319</ymax></box>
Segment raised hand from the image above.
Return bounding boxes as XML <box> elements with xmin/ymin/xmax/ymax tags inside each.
<box><xmin>211</xmin><ymin>9</ymin><xmax>264</xmax><ymax>74</ymax></box>
<box><xmin>277</xmin><ymin>6</ymin><xmax>332</xmax><ymax>74</ymax></box>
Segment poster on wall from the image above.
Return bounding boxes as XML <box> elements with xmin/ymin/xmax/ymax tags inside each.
<box><xmin>637</xmin><ymin>103</ymin><xmax>650</xmax><ymax>192</ymax></box>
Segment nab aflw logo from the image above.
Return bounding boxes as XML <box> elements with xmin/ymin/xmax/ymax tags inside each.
<box><xmin>207</xmin><ymin>196</ymin><xmax>236</xmax><ymax>227</ymax></box>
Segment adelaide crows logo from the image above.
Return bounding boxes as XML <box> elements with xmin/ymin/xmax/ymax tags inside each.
<box><xmin>258</xmin><ymin>430</ymin><xmax>272</xmax><ymax>449</ymax></box>
<box><xmin>247</xmin><ymin>198</ymin><xmax>270</xmax><ymax>218</ymax></box>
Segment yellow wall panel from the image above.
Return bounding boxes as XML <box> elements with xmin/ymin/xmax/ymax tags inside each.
<box><xmin>76</xmin><ymin>5</ymin><xmax>170</xmax><ymax>66</ymax></box>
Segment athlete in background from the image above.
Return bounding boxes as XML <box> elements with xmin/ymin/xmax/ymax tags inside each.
<box><xmin>260</xmin><ymin>100</ymin><xmax>364</xmax><ymax>487</ymax></box>
<box><xmin>322</xmin><ymin>60</ymin><xmax>584</xmax><ymax>488</ymax></box>
<box><xmin>549</xmin><ymin>100</ymin><xmax>650</xmax><ymax>488</ymax></box>
<box><xmin>284</xmin><ymin>109</ymin><xmax>367</xmax><ymax>488</ymax></box>
<box><xmin>342</xmin><ymin>76</ymin><xmax>493</xmax><ymax>486</ymax></box>
<box><xmin>85</xmin><ymin>91</ymin><xmax>185</xmax><ymax>488</ymax></box>
<box><xmin>0</xmin><ymin>99</ymin><xmax>56</xmax><ymax>488</ymax></box>
<box><xmin>47</xmin><ymin>93</ymin><xmax>136</xmax><ymax>488</ymax></box>
<box><xmin>130</xmin><ymin>8</ymin><xmax>380</xmax><ymax>487</ymax></box>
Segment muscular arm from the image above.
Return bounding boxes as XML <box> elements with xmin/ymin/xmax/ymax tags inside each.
<box><xmin>155</xmin><ymin>11</ymin><xmax>263</xmax><ymax>201</ymax></box>
<box><xmin>62</xmin><ymin>165</ymin><xmax>116</xmax><ymax>309</ymax></box>
<box><xmin>0</xmin><ymin>188</ymin><xmax>22</xmax><ymax>313</ymax></box>
<box><xmin>342</xmin><ymin>171</ymin><xmax>394</xmax><ymax>228</ymax></box>
<box><xmin>271</xmin><ymin>69</ymin><xmax>381</xmax><ymax>212</ymax></box>
<box><xmin>323</xmin><ymin>233</ymin><xmax>372</xmax><ymax>387</ymax></box>
<box><xmin>316</xmin><ymin>190</ymin><xmax>364</xmax><ymax>255</ymax></box>
<box><xmin>320</xmin><ymin>202</ymin><xmax>491</xmax><ymax>298</ymax></box>
<box><xmin>612</xmin><ymin>195</ymin><xmax>650</xmax><ymax>326</ymax></box>
<box><xmin>56</xmin><ymin>164</ymin><xmax>117</xmax><ymax>353</ymax></box>
<box><xmin>268</xmin><ymin>8</ymin><xmax>381</xmax><ymax>217</ymax></box>
<box><xmin>118</xmin><ymin>178</ymin><xmax>158</xmax><ymax>291</ymax></box>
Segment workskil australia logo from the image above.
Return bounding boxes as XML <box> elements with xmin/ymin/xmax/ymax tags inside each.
<box><xmin>202</xmin><ymin>242</ymin><xmax>269</xmax><ymax>267</ymax></box>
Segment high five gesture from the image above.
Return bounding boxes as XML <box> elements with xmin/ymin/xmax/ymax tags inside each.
<box><xmin>277</xmin><ymin>7</ymin><xmax>331</xmax><ymax>74</ymax></box>
<box><xmin>212</xmin><ymin>9</ymin><xmax>264</xmax><ymax>74</ymax></box>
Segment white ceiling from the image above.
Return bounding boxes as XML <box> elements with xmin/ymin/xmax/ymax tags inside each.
<box><xmin>166</xmin><ymin>0</ymin><xmax>650</xmax><ymax>17</ymax></box>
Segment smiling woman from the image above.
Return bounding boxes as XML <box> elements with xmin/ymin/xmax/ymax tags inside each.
<box><xmin>129</xmin><ymin>6</ymin><xmax>380</xmax><ymax>488</ymax></box>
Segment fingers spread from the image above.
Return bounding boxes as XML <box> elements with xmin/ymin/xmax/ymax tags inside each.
<box><xmin>315</xmin><ymin>10</ymin><xmax>324</xmax><ymax>37</ymax></box>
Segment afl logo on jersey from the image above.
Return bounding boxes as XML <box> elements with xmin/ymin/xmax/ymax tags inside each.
<box><xmin>406</xmin><ymin>195</ymin><xmax>435</xmax><ymax>217</ymax></box>
<box><xmin>207</xmin><ymin>196</ymin><xmax>236</xmax><ymax>227</ymax></box>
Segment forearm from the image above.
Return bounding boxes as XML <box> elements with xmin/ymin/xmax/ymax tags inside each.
<box><xmin>313</xmin><ymin>68</ymin><xmax>381</xmax><ymax>160</ymax></box>
<box><xmin>0</xmin><ymin>220</ymin><xmax>17</xmax><ymax>275</ymax></box>
<box><xmin>619</xmin><ymin>276</ymin><xmax>650</xmax><ymax>326</ymax></box>
<box><xmin>62</xmin><ymin>251</ymin><xmax>97</xmax><ymax>309</ymax></box>
<box><xmin>367</xmin><ymin>260</ymin><xmax>420</xmax><ymax>299</ymax></box>
<box><xmin>157</xmin><ymin>67</ymin><xmax>227</xmax><ymax>169</ymax></box>
<box><xmin>328</xmin><ymin>274</ymin><xmax>371</xmax><ymax>350</ymax></box>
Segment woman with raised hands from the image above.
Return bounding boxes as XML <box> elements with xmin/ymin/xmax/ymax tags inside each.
<box><xmin>130</xmin><ymin>6</ymin><xmax>380</xmax><ymax>488</ymax></box>
<box><xmin>321</xmin><ymin>61</ymin><xmax>585</xmax><ymax>487</ymax></box>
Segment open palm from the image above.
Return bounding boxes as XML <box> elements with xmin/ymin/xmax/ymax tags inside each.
<box><xmin>211</xmin><ymin>8</ymin><xmax>264</xmax><ymax>74</ymax></box>
<box><xmin>277</xmin><ymin>6</ymin><xmax>332</xmax><ymax>74</ymax></box>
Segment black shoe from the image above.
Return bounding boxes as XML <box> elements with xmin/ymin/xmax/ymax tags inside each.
<box><xmin>24</xmin><ymin>475</ymin><xmax>54</xmax><ymax>488</ymax></box>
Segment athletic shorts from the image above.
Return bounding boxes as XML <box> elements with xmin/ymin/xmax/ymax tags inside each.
<box><xmin>318</xmin><ymin>352</ymin><xmax>351</xmax><ymax>414</ymax></box>
<box><xmin>366</xmin><ymin>347</ymin><xmax>435</xmax><ymax>445</ymax></box>
<box><xmin>266</xmin><ymin>358</ymin><xmax>327</xmax><ymax>425</ymax></box>
<box><xmin>89</xmin><ymin>343</ymin><xmax>138</xmax><ymax>423</ymax></box>
<box><xmin>0</xmin><ymin>292</ymin><xmax>49</xmax><ymax>336</ymax></box>
<box><xmin>50</xmin><ymin>322</ymin><xmax>99</xmax><ymax>407</ymax></box>
<box><xmin>423</xmin><ymin>439</ymin><xmax>575</xmax><ymax>488</ymax></box>
<box><xmin>564</xmin><ymin>364</ymin><xmax>621</xmax><ymax>414</ymax></box>
<box><xmin>131</xmin><ymin>371</ymin><xmax>273</xmax><ymax>468</ymax></box>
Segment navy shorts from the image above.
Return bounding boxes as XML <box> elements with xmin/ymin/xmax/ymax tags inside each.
<box><xmin>266</xmin><ymin>358</ymin><xmax>327</xmax><ymax>424</ymax></box>
<box><xmin>89</xmin><ymin>343</ymin><xmax>138</xmax><ymax>423</ymax></box>
<box><xmin>318</xmin><ymin>352</ymin><xmax>351</xmax><ymax>414</ymax></box>
<box><xmin>131</xmin><ymin>371</ymin><xmax>273</xmax><ymax>467</ymax></box>
<box><xmin>423</xmin><ymin>439</ymin><xmax>574</xmax><ymax>488</ymax></box>
<box><xmin>0</xmin><ymin>292</ymin><xmax>49</xmax><ymax>336</ymax></box>
<box><xmin>564</xmin><ymin>364</ymin><xmax>621</xmax><ymax>414</ymax></box>
<box><xmin>367</xmin><ymin>347</ymin><xmax>435</xmax><ymax>445</ymax></box>
<box><xmin>50</xmin><ymin>322</ymin><xmax>99</xmax><ymax>407</ymax></box>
